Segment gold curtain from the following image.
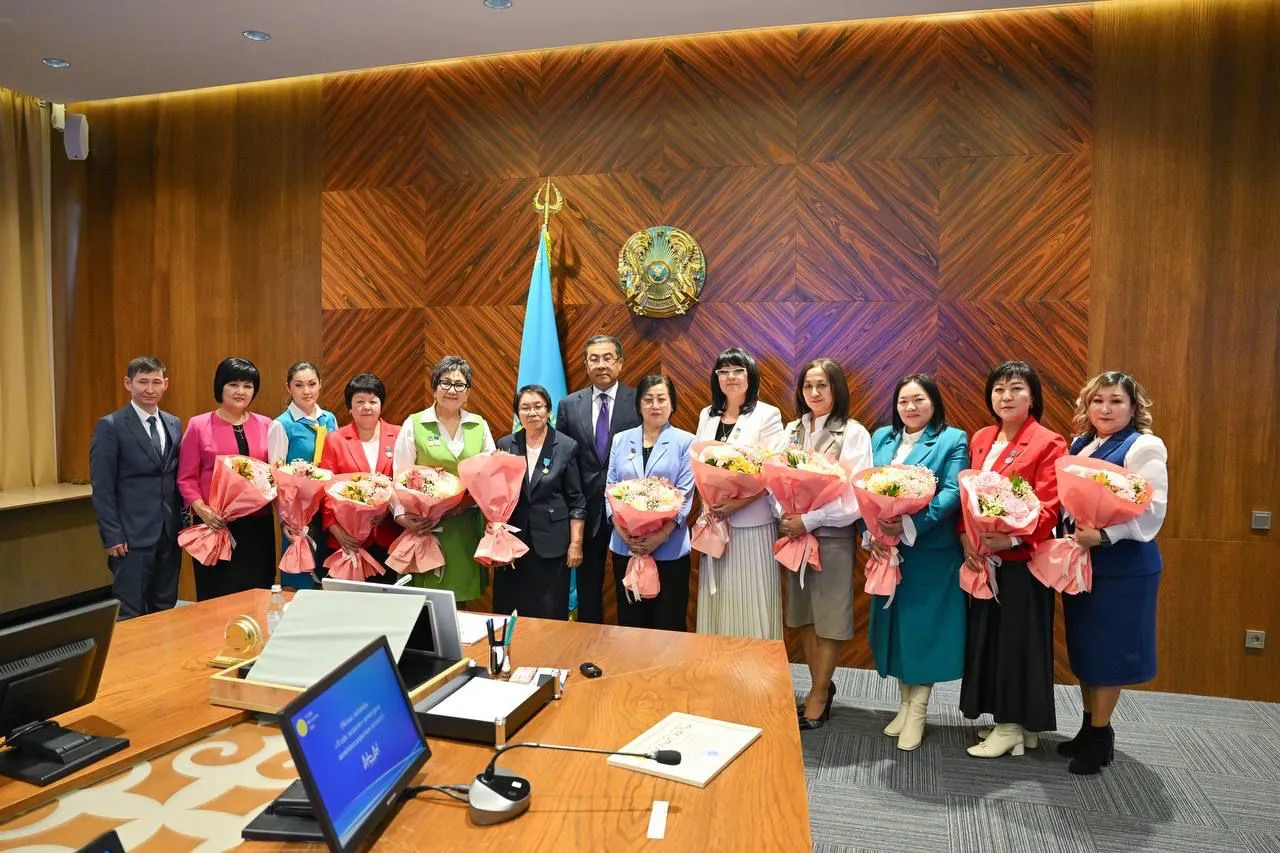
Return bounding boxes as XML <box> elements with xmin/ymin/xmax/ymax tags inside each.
<box><xmin>0</xmin><ymin>88</ymin><xmax>57</xmax><ymax>489</ymax></box>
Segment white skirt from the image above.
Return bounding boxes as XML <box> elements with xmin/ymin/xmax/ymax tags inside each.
<box><xmin>695</xmin><ymin>522</ymin><xmax>783</xmax><ymax>641</ymax></box>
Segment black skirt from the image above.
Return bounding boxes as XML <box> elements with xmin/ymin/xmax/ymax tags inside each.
<box><xmin>959</xmin><ymin>559</ymin><xmax>1057</xmax><ymax>732</ymax></box>
<box><xmin>193</xmin><ymin>511</ymin><xmax>278</xmax><ymax>601</ymax></box>
<box><xmin>492</xmin><ymin>552</ymin><xmax>570</xmax><ymax>620</ymax></box>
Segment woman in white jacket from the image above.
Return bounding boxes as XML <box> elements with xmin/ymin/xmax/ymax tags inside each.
<box><xmin>693</xmin><ymin>348</ymin><xmax>786</xmax><ymax>640</ymax></box>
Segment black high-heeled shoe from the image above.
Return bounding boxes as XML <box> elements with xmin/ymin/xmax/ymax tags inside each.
<box><xmin>796</xmin><ymin>681</ymin><xmax>836</xmax><ymax>715</ymax></box>
<box><xmin>1057</xmin><ymin>712</ymin><xmax>1093</xmax><ymax>758</ymax></box>
<box><xmin>1068</xmin><ymin>724</ymin><xmax>1114</xmax><ymax>775</ymax></box>
<box><xmin>799</xmin><ymin>682</ymin><xmax>837</xmax><ymax>730</ymax></box>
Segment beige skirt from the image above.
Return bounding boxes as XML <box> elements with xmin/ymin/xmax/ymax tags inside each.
<box><xmin>784</xmin><ymin>532</ymin><xmax>856</xmax><ymax>641</ymax></box>
<box><xmin>695</xmin><ymin>522</ymin><xmax>783</xmax><ymax>641</ymax></box>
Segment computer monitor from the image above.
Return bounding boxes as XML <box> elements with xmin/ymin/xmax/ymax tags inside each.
<box><xmin>320</xmin><ymin>578</ymin><xmax>463</xmax><ymax>661</ymax></box>
<box><xmin>279</xmin><ymin>636</ymin><xmax>431</xmax><ymax>852</ymax></box>
<box><xmin>0</xmin><ymin>599</ymin><xmax>128</xmax><ymax>785</ymax></box>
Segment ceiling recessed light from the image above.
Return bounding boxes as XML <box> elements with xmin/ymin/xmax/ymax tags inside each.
<box><xmin>242</xmin><ymin>30</ymin><xmax>271</xmax><ymax>42</ymax></box>
<box><xmin>42</xmin><ymin>57</ymin><xmax>71</xmax><ymax>69</ymax></box>
<box><xmin>483</xmin><ymin>0</ymin><xmax>513</xmax><ymax>9</ymax></box>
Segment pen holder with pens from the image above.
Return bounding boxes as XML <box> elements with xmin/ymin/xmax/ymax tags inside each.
<box><xmin>488</xmin><ymin>643</ymin><xmax>511</xmax><ymax>679</ymax></box>
<box><xmin>486</xmin><ymin>613</ymin><xmax>516</xmax><ymax>679</ymax></box>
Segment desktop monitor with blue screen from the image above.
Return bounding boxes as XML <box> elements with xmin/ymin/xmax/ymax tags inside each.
<box><xmin>280</xmin><ymin>636</ymin><xmax>430</xmax><ymax>852</ymax></box>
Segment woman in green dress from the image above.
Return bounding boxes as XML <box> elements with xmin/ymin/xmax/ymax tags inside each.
<box><xmin>392</xmin><ymin>355</ymin><xmax>495</xmax><ymax>602</ymax></box>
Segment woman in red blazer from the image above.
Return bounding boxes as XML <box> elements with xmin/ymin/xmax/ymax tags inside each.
<box><xmin>959</xmin><ymin>361</ymin><xmax>1066</xmax><ymax>759</ymax></box>
<box><xmin>318</xmin><ymin>373</ymin><xmax>401</xmax><ymax>583</ymax></box>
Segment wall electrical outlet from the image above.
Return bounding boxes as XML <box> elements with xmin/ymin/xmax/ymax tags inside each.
<box><xmin>1252</xmin><ymin>511</ymin><xmax>1272</xmax><ymax>531</ymax></box>
<box><xmin>1245</xmin><ymin>630</ymin><xmax>1266</xmax><ymax>650</ymax></box>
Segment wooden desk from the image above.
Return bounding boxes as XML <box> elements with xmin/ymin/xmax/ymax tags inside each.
<box><xmin>0</xmin><ymin>594</ymin><xmax>812</xmax><ymax>852</ymax></box>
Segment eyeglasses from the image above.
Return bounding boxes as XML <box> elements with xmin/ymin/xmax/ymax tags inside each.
<box><xmin>437</xmin><ymin>380</ymin><xmax>470</xmax><ymax>392</ymax></box>
<box><xmin>587</xmin><ymin>354</ymin><xmax>618</xmax><ymax>365</ymax></box>
<box><xmin>518</xmin><ymin>404</ymin><xmax>547</xmax><ymax>415</ymax></box>
<box><xmin>715</xmin><ymin>367</ymin><xmax>747</xmax><ymax>378</ymax></box>
<box><xmin>641</xmin><ymin>399</ymin><xmax>669</xmax><ymax>409</ymax></box>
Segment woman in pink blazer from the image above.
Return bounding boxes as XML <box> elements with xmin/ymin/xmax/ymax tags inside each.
<box><xmin>177</xmin><ymin>357</ymin><xmax>277</xmax><ymax>600</ymax></box>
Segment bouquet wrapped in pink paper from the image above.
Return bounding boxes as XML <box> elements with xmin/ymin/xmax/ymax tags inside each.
<box><xmin>179</xmin><ymin>455</ymin><xmax>277</xmax><ymax>565</ymax></box>
<box><xmin>688</xmin><ymin>441</ymin><xmax>769</xmax><ymax>560</ymax></box>
<box><xmin>458</xmin><ymin>451</ymin><xmax>529</xmax><ymax>568</ymax></box>
<box><xmin>957</xmin><ymin>469</ymin><xmax>1041</xmax><ymax>599</ymax></box>
<box><xmin>1028</xmin><ymin>456</ymin><xmax>1152</xmax><ymax>594</ymax></box>
<box><xmin>762</xmin><ymin>449</ymin><xmax>849</xmax><ymax>587</ymax></box>
<box><xmin>607</xmin><ymin>477</ymin><xmax>683</xmax><ymax>601</ymax></box>
<box><xmin>385</xmin><ymin>466</ymin><xmax>469</xmax><ymax>576</ymax></box>
<box><xmin>273</xmin><ymin>460</ymin><xmax>334</xmax><ymax>575</ymax></box>
<box><xmin>853</xmin><ymin>464</ymin><xmax>938</xmax><ymax>606</ymax></box>
<box><xmin>323</xmin><ymin>472</ymin><xmax>394</xmax><ymax>580</ymax></box>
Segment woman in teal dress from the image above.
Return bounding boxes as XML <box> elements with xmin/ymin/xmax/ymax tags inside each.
<box><xmin>392</xmin><ymin>356</ymin><xmax>495</xmax><ymax>603</ymax></box>
<box><xmin>867</xmin><ymin>374</ymin><xmax>968</xmax><ymax>751</ymax></box>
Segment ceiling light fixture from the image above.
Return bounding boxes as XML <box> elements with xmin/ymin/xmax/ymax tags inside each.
<box><xmin>42</xmin><ymin>57</ymin><xmax>71</xmax><ymax>69</ymax></box>
<box><xmin>483</xmin><ymin>0</ymin><xmax>513</xmax><ymax>9</ymax></box>
<box><xmin>242</xmin><ymin>30</ymin><xmax>271</xmax><ymax>42</ymax></box>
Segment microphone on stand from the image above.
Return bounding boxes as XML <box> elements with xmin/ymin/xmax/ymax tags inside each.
<box><xmin>468</xmin><ymin>741</ymin><xmax>682</xmax><ymax>826</ymax></box>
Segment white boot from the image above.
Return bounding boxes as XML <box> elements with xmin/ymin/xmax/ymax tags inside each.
<box><xmin>977</xmin><ymin>725</ymin><xmax>1039</xmax><ymax>749</ymax></box>
<box><xmin>967</xmin><ymin>723</ymin><xmax>1026</xmax><ymax>758</ymax></box>
<box><xmin>897</xmin><ymin>684</ymin><xmax>932</xmax><ymax>751</ymax></box>
<box><xmin>883</xmin><ymin>681</ymin><xmax>911</xmax><ymax>737</ymax></box>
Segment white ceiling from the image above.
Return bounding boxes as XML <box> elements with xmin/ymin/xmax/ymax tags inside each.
<box><xmin>0</xmin><ymin>0</ymin><xmax>1076</xmax><ymax>104</ymax></box>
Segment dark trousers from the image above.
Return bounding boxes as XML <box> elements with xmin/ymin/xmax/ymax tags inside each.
<box><xmin>493</xmin><ymin>552</ymin><xmax>570</xmax><ymax>620</ymax></box>
<box><xmin>612</xmin><ymin>551</ymin><xmax>691</xmax><ymax>632</ymax></box>
<box><xmin>576</xmin><ymin>521</ymin><xmax>613</xmax><ymax>623</ymax></box>
<box><xmin>109</xmin><ymin>530</ymin><xmax>181</xmax><ymax>619</ymax></box>
<box><xmin>194</xmin><ymin>512</ymin><xmax>277</xmax><ymax>601</ymax></box>
<box><xmin>365</xmin><ymin>543</ymin><xmax>399</xmax><ymax>585</ymax></box>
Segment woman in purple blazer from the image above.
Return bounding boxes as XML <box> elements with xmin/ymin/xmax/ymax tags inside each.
<box><xmin>177</xmin><ymin>357</ymin><xmax>277</xmax><ymax>600</ymax></box>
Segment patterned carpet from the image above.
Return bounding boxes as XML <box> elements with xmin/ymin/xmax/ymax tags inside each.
<box><xmin>795</xmin><ymin>665</ymin><xmax>1280</xmax><ymax>853</ymax></box>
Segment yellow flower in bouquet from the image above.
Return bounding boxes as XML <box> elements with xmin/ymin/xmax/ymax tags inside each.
<box><xmin>859</xmin><ymin>465</ymin><xmax>936</xmax><ymax>499</ymax></box>
<box><xmin>335</xmin><ymin>472</ymin><xmax>394</xmax><ymax>505</ymax></box>
<box><xmin>227</xmin><ymin>455</ymin><xmax>275</xmax><ymax>490</ymax></box>
<box><xmin>775</xmin><ymin>448</ymin><xmax>846</xmax><ymax>478</ymax></box>
<box><xmin>698</xmin><ymin>444</ymin><xmax>767</xmax><ymax>475</ymax></box>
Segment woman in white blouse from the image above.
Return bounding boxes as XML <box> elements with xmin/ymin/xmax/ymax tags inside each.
<box><xmin>694</xmin><ymin>348</ymin><xmax>786</xmax><ymax>640</ymax></box>
<box><xmin>780</xmin><ymin>358</ymin><xmax>873</xmax><ymax>730</ymax></box>
<box><xmin>1059</xmin><ymin>371</ymin><xmax>1168</xmax><ymax>775</ymax></box>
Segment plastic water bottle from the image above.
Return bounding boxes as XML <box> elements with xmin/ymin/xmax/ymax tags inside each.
<box><xmin>266</xmin><ymin>584</ymin><xmax>285</xmax><ymax>635</ymax></box>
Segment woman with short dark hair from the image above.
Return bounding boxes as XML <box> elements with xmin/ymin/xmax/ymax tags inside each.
<box><xmin>177</xmin><ymin>357</ymin><xmax>277</xmax><ymax>600</ymax></box>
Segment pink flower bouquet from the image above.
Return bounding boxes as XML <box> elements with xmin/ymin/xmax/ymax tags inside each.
<box><xmin>957</xmin><ymin>469</ymin><xmax>1041</xmax><ymax>599</ymax></box>
<box><xmin>1028</xmin><ymin>456</ymin><xmax>1153</xmax><ymax>594</ymax></box>
<box><xmin>385</xmin><ymin>466</ymin><xmax>469</xmax><ymax>576</ymax></box>
<box><xmin>762</xmin><ymin>449</ymin><xmax>850</xmax><ymax>588</ymax></box>
<box><xmin>274</xmin><ymin>460</ymin><xmax>334</xmax><ymax>575</ymax></box>
<box><xmin>852</xmin><ymin>464</ymin><xmax>938</xmax><ymax>606</ymax></box>
<box><xmin>323</xmin><ymin>472</ymin><xmax>394</xmax><ymax>581</ymax></box>
<box><xmin>688</xmin><ymin>441</ymin><xmax>768</xmax><ymax>561</ymax></box>
<box><xmin>458</xmin><ymin>451</ymin><xmax>529</xmax><ymax>568</ymax></box>
<box><xmin>607</xmin><ymin>477</ymin><xmax>683</xmax><ymax>602</ymax></box>
<box><xmin>179</xmin><ymin>455</ymin><xmax>277</xmax><ymax>565</ymax></box>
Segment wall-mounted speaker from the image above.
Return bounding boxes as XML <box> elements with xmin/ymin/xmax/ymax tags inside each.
<box><xmin>64</xmin><ymin>113</ymin><xmax>89</xmax><ymax>160</ymax></box>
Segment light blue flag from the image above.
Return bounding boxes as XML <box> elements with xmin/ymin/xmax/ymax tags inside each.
<box><xmin>515</xmin><ymin>225</ymin><xmax>577</xmax><ymax>613</ymax></box>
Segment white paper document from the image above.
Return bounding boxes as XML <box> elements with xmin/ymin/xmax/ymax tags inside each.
<box><xmin>607</xmin><ymin>712</ymin><xmax>762</xmax><ymax>788</ymax></box>
<box><xmin>455</xmin><ymin>611</ymin><xmax>491</xmax><ymax>646</ymax></box>
<box><xmin>422</xmin><ymin>677</ymin><xmax>541</xmax><ymax>723</ymax></box>
<box><xmin>246</xmin><ymin>590</ymin><xmax>423</xmax><ymax>689</ymax></box>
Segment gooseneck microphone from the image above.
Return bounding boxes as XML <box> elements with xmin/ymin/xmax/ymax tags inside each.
<box><xmin>469</xmin><ymin>741</ymin><xmax>682</xmax><ymax>826</ymax></box>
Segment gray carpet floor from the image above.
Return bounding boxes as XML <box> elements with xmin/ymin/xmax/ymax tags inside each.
<box><xmin>792</xmin><ymin>665</ymin><xmax>1280</xmax><ymax>853</ymax></box>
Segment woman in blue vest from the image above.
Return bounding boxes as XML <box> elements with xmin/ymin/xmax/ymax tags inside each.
<box><xmin>1060</xmin><ymin>371</ymin><xmax>1168</xmax><ymax>775</ymax></box>
<box><xmin>267</xmin><ymin>360</ymin><xmax>339</xmax><ymax>590</ymax></box>
<box><xmin>866</xmin><ymin>374</ymin><xmax>969</xmax><ymax>752</ymax></box>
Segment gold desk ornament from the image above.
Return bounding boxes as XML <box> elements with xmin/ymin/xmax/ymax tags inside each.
<box><xmin>208</xmin><ymin>615</ymin><xmax>265</xmax><ymax>669</ymax></box>
<box><xmin>617</xmin><ymin>226</ymin><xmax>706</xmax><ymax>317</ymax></box>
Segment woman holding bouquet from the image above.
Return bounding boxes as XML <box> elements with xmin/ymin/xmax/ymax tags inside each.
<box><xmin>267</xmin><ymin>361</ymin><xmax>339</xmax><ymax>591</ymax></box>
<box><xmin>694</xmin><ymin>347</ymin><xmax>786</xmax><ymax>640</ymax></box>
<box><xmin>178</xmin><ymin>357</ymin><xmax>277</xmax><ymax>600</ymax></box>
<box><xmin>494</xmin><ymin>385</ymin><xmax>587</xmax><ymax>619</ymax></box>
<box><xmin>318</xmin><ymin>373</ymin><xmax>401</xmax><ymax>582</ymax></box>
<box><xmin>867</xmin><ymin>374</ymin><xmax>969</xmax><ymax>751</ymax></box>
<box><xmin>606</xmin><ymin>375</ymin><xmax>696</xmax><ymax>631</ymax></box>
<box><xmin>960</xmin><ymin>360</ymin><xmax>1066</xmax><ymax>758</ymax></box>
<box><xmin>781</xmin><ymin>358</ymin><xmax>873</xmax><ymax>731</ymax></box>
<box><xmin>1059</xmin><ymin>371</ymin><xmax>1167</xmax><ymax>775</ymax></box>
<box><xmin>393</xmin><ymin>356</ymin><xmax>495</xmax><ymax>603</ymax></box>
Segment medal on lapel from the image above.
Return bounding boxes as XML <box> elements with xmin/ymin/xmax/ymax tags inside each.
<box><xmin>541</xmin><ymin>457</ymin><xmax>551</xmax><ymax>475</ymax></box>
<box><xmin>1005</xmin><ymin>449</ymin><xmax>1019</xmax><ymax>465</ymax></box>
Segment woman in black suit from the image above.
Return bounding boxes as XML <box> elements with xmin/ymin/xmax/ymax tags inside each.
<box><xmin>494</xmin><ymin>384</ymin><xmax>587</xmax><ymax>619</ymax></box>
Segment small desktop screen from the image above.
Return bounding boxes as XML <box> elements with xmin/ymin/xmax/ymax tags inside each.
<box><xmin>284</xmin><ymin>642</ymin><xmax>427</xmax><ymax>848</ymax></box>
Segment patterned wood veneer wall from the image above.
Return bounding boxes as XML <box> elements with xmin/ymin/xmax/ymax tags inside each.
<box><xmin>317</xmin><ymin>6</ymin><xmax>1093</xmax><ymax>672</ymax></box>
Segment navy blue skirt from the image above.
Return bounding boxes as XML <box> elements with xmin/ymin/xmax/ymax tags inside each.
<box><xmin>1063</xmin><ymin>570</ymin><xmax>1160</xmax><ymax>685</ymax></box>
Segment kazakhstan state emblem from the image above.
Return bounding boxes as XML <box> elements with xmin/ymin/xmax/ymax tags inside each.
<box><xmin>617</xmin><ymin>226</ymin><xmax>706</xmax><ymax>317</ymax></box>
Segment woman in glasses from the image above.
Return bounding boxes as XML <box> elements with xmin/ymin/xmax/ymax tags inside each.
<box><xmin>392</xmin><ymin>355</ymin><xmax>495</xmax><ymax>603</ymax></box>
<box><xmin>693</xmin><ymin>347</ymin><xmax>786</xmax><ymax>640</ymax></box>
<box><xmin>493</xmin><ymin>384</ymin><xmax>587</xmax><ymax>619</ymax></box>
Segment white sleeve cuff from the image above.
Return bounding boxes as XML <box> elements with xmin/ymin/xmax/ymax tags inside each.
<box><xmin>900</xmin><ymin>514</ymin><xmax>918</xmax><ymax>547</ymax></box>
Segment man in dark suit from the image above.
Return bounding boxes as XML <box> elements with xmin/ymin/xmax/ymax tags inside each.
<box><xmin>89</xmin><ymin>356</ymin><xmax>183</xmax><ymax>618</ymax></box>
<box><xmin>554</xmin><ymin>335</ymin><xmax>641</xmax><ymax>623</ymax></box>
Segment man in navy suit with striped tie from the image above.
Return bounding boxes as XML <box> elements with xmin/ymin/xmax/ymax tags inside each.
<box><xmin>555</xmin><ymin>336</ymin><xmax>641</xmax><ymax>623</ymax></box>
<box><xmin>89</xmin><ymin>356</ymin><xmax>183</xmax><ymax>618</ymax></box>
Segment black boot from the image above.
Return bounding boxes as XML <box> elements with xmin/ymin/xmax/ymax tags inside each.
<box><xmin>1068</xmin><ymin>724</ymin><xmax>1114</xmax><ymax>775</ymax></box>
<box><xmin>1057</xmin><ymin>711</ymin><xmax>1093</xmax><ymax>757</ymax></box>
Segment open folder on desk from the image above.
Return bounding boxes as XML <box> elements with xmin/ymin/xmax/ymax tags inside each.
<box><xmin>608</xmin><ymin>712</ymin><xmax>761</xmax><ymax>788</ymax></box>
